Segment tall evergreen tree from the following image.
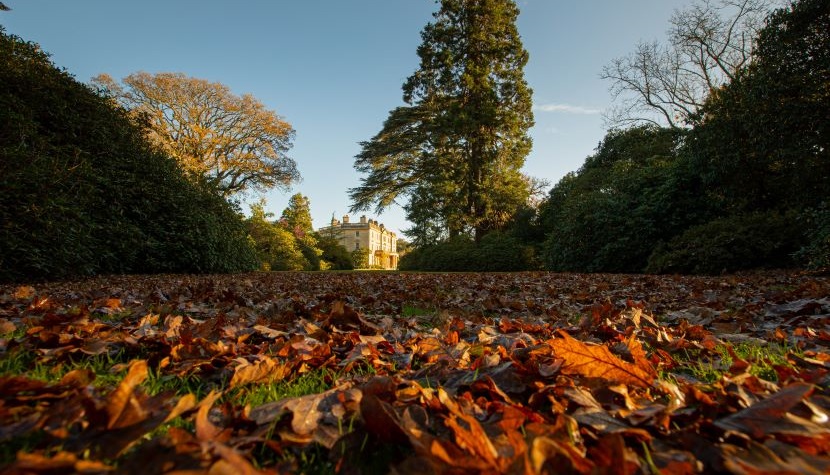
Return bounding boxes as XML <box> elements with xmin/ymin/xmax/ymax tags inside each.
<box><xmin>280</xmin><ymin>193</ymin><xmax>314</xmax><ymax>236</ymax></box>
<box><xmin>280</xmin><ymin>193</ymin><xmax>323</xmax><ymax>270</ymax></box>
<box><xmin>350</xmin><ymin>0</ymin><xmax>534</xmax><ymax>242</ymax></box>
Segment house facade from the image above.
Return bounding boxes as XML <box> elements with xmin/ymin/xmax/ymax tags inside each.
<box><xmin>317</xmin><ymin>215</ymin><xmax>399</xmax><ymax>269</ymax></box>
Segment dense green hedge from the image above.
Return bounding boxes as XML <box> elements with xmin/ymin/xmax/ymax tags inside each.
<box><xmin>797</xmin><ymin>205</ymin><xmax>830</xmax><ymax>271</ymax></box>
<box><xmin>399</xmin><ymin>233</ymin><xmax>535</xmax><ymax>271</ymax></box>
<box><xmin>645</xmin><ymin>211</ymin><xmax>805</xmax><ymax>275</ymax></box>
<box><xmin>0</xmin><ymin>29</ymin><xmax>256</xmax><ymax>281</ymax></box>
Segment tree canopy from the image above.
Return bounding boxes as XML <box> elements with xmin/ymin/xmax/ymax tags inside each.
<box><xmin>687</xmin><ymin>0</ymin><xmax>830</xmax><ymax>213</ymax></box>
<box><xmin>93</xmin><ymin>72</ymin><xmax>300</xmax><ymax>197</ymax></box>
<box><xmin>350</xmin><ymin>0</ymin><xmax>534</xmax><ymax>243</ymax></box>
<box><xmin>539</xmin><ymin>126</ymin><xmax>700</xmax><ymax>273</ymax></box>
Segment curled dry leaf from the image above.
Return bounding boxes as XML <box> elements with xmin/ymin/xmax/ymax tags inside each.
<box><xmin>13</xmin><ymin>285</ymin><xmax>36</xmax><ymax>300</ymax></box>
<box><xmin>106</xmin><ymin>360</ymin><xmax>149</xmax><ymax>430</ymax></box>
<box><xmin>715</xmin><ymin>382</ymin><xmax>829</xmax><ymax>440</ymax></box>
<box><xmin>229</xmin><ymin>356</ymin><xmax>290</xmax><ymax>389</ymax></box>
<box><xmin>195</xmin><ymin>390</ymin><xmax>226</xmax><ymax>442</ymax></box>
<box><xmin>6</xmin><ymin>451</ymin><xmax>114</xmax><ymax>474</ymax></box>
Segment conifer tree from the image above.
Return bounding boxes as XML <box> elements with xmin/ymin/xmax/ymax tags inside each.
<box><xmin>350</xmin><ymin>0</ymin><xmax>533</xmax><ymax>243</ymax></box>
<box><xmin>281</xmin><ymin>193</ymin><xmax>314</xmax><ymax>236</ymax></box>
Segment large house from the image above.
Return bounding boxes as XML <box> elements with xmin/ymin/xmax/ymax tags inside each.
<box><xmin>317</xmin><ymin>215</ymin><xmax>399</xmax><ymax>269</ymax></box>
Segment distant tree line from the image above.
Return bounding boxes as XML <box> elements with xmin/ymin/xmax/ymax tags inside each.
<box><xmin>392</xmin><ymin>0</ymin><xmax>829</xmax><ymax>274</ymax></box>
<box><xmin>245</xmin><ymin>194</ymin><xmax>357</xmax><ymax>271</ymax></box>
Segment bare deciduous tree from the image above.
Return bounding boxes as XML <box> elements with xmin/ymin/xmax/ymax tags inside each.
<box><xmin>601</xmin><ymin>0</ymin><xmax>780</xmax><ymax>129</ymax></box>
<box><xmin>93</xmin><ymin>72</ymin><xmax>299</xmax><ymax>197</ymax></box>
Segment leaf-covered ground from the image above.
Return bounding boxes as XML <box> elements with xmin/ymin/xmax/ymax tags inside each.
<box><xmin>1</xmin><ymin>271</ymin><xmax>828</xmax><ymax>474</ymax></box>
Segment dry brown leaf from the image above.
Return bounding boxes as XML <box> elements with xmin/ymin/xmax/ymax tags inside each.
<box><xmin>624</xmin><ymin>332</ymin><xmax>656</xmax><ymax>378</ymax></box>
<box><xmin>13</xmin><ymin>285</ymin><xmax>35</xmax><ymax>300</ymax></box>
<box><xmin>551</xmin><ymin>330</ymin><xmax>655</xmax><ymax>388</ymax></box>
<box><xmin>588</xmin><ymin>433</ymin><xmax>642</xmax><ymax>475</ymax></box>
<box><xmin>195</xmin><ymin>390</ymin><xmax>226</xmax><ymax>442</ymax></box>
<box><xmin>285</xmin><ymin>392</ymin><xmax>326</xmax><ymax>436</ymax></box>
<box><xmin>0</xmin><ymin>318</ymin><xmax>16</xmax><ymax>334</ymax></box>
<box><xmin>721</xmin><ymin>440</ymin><xmax>830</xmax><ymax>475</ymax></box>
<box><xmin>715</xmin><ymin>382</ymin><xmax>828</xmax><ymax>439</ymax></box>
<box><xmin>106</xmin><ymin>360</ymin><xmax>149</xmax><ymax>429</ymax></box>
<box><xmin>361</xmin><ymin>392</ymin><xmax>409</xmax><ymax>444</ymax></box>
<box><xmin>229</xmin><ymin>357</ymin><xmax>290</xmax><ymax>389</ymax></box>
<box><xmin>9</xmin><ymin>450</ymin><xmax>114</xmax><ymax>473</ymax></box>
<box><xmin>444</xmin><ymin>412</ymin><xmax>500</xmax><ymax>468</ymax></box>
<box><xmin>209</xmin><ymin>443</ymin><xmax>264</xmax><ymax>475</ymax></box>
<box><xmin>530</xmin><ymin>436</ymin><xmax>594</xmax><ymax>474</ymax></box>
<box><xmin>164</xmin><ymin>393</ymin><xmax>198</xmax><ymax>423</ymax></box>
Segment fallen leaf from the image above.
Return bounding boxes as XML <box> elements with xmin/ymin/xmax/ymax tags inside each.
<box><xmin>229</xmin><ymin>356</ymin><xmax>290</xmax><ymax>388</ymax></box>
<box><xmin>530</xmin><ymin>436</ymin><xmax>594</xmax><ymax>474</ymax></box>
<box><xmin>588</xmin><ymin>433</ymin><xmax>642</xmax><ymax>475</ymax></box>
<box><xmin>13</xmin><ymin>285</ymin><xmax>35</xmax><ymax>300</ymax></box>
<box><xmin>164</xmin><ymin>393</ymin><xmax>197</xmax><ymax>423</ymax></box>
<box><xmin>209</xmin><ymin>442</ymin><xmax>264</xmax><ymax>475</ymax></box>
<box><xmin>361</xmin><ymin>392</ymin><xmax>409</xmax><ymax>444</ymax></box>
<box><xmin>721</xmin><ymin>439</ymin><xmax>830</xmax><ymax>475</ymax></box>
<box><xmin>714</xmin><ymin>382</ymin><xmax>826</xmax><ymax>439</ymax></box>
<box><xmin>444</xmin><ymin>412</ymin><xmax>500</xmax><ymax>468</ymax></box>
<box><xmin>106</xmin><ymin>360</ymin><xmax>149</xmax><ymax>429</ymax></box>
<box><xmin>8</xmin><ymin>450</ymin><xmax>114</xmax><ymax>474</ymax></box>
<box><xmin>195</xmin><ymin>391</ymin><xmax>226</xmax><ymax>442</ymax></box>
<box><xmin>551</xmin><ymin>330</ymin><xmax>655</xmax><ymax>388</ymax></box>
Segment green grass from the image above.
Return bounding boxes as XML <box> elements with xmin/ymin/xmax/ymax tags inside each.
<box><xmin>401</xmin><ymin>305</ymin><xmax>434</xmax><ymax>317</ymax></box>
<box><xmin>0</xmin><ymin>348</ymin><xmax>133</xmax><ymax>388</ymax></box>
<box><xmin>670</xmin><ymin>341</ymin><xmax>797</xmax><ymax>383</ymax></box>
<box><xmin>0</xmin><ymin>431</ymin><xmax>49</xmax><ymax>467</ymax></box>
<box><xmin>143</xmin><ymin>368</ymin><xmax>210</xmax><ymax>398</ymax></box>
<box><xmin>237</xmin><ymin>369</ymin><xmax>335</xmax><ymax>408</ymax></box>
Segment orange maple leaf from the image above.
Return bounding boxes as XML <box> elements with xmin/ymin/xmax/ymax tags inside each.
<box><xmin>550</xmin><ymin>330</ymin><xmax>655</xmax><ymax>388</ymax></box>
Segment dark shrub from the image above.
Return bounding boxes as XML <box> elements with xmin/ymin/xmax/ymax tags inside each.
<box><xmin>797</xmin><ymin>204</ymin><xmax>830</xmax><ymax>271</ymax></box>
<box><xmin>646</xmin><ymin>211</ymin><xmax>804</xmax><ymax>275</ymax></box>
<box><xmin>398</xmin><ymin>233</ymin><xmax>533</xmax><ymax>272</ymax></box>
<box><xmin>315</xmin><ymin>234</ymin><xmax>354</xmax><ymax>270</ymax></box>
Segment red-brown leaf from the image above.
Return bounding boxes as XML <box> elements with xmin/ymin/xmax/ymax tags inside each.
<box><xmin>714</xmin><ymin>382</ymin><xmax>826</xmax><ymax>439</ymax></box>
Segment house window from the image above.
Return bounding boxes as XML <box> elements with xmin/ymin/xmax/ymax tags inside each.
<box><xmin>355</xmin><ymin>231</ymin><xmax>360</xmax><ymax>236</ymax></box>
<box><xmin>355</xmin><ymin>242</ymin><xmax>359</xmax><ymax>249</ymax></box>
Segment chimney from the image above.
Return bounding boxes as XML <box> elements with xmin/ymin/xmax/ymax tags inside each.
<box><xmin>343</xmin><ymin>215</ymin><xmax>350</xmax><ymax>224</ymax></box>
<box><xmin>360</xmin><ymin>215</ymin><xmax>367</xmax><ymax>224</ymax></box>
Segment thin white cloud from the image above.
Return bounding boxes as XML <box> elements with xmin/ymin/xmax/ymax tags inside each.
<box><xmin>533</xmin><ymin>103</ymin><xmax>602</xmax><ymax>115</ymax></box>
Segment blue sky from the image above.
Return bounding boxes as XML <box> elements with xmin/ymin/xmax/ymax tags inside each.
<box><xmin>2</xmin><ymin>0</ymin><xmax>691</xmax><ymax>236</ymax></box>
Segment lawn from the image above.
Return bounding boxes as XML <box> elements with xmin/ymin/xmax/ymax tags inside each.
<box><xmin>1</xmin><ymin>271</ymin><xmax>828</xmax><ymax>474</ymax></box>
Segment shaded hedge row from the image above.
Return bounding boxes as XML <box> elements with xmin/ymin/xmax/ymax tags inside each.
<box><xmin>399</xmin><ymin>233</ymin><xmax>535</xmax><ymax>272</ymax></box>
<box><xmin>0</xmin><ymin>29</ymin><xmax>256</xmax><ymax>282</ymax></box>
